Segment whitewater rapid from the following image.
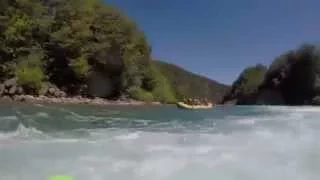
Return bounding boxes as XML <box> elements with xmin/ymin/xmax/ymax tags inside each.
<box><xmin>0</xmin><ymin>104</ymin><xmax>320</xmax><ymax>180</ymax></box>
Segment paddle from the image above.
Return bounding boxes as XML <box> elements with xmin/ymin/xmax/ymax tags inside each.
<box><xmin>48</xmin><ymin>175</ymin><xmax>74</xmax><ymax>180</ymax></box>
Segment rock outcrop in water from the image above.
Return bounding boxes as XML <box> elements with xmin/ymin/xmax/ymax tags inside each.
<box><xmin>222</xmin><ymin>44</ymin><xmax>320</xmax><ymax>105</ymax></box>
<box><xmin>0</xmin><ymin>0</ymin><xmax>229</xmax><ymax>104</ymax></box>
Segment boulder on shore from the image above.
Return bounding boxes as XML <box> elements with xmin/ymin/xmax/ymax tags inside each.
<box><xmin>4</xmin><ymin>78</ymin><xmax>17</xmax><ymax>88</ymax></box>
<box><xmin>40</xmin><ymin>83</ymin><xmax>67</xmax><ymax>98</ymax></box>
<box><xmin>8</xmin><ymin>86</ymin><xmax>17</xmax><ymax>95</ymax></box>
<box><xmin>1</xmin><ymin>78</ymin><xmax>25</xmax><ymax>97</ymax></box>
<box><xmin>0</xmin><ymin>84</ymin><xmax>4</xmax><ymax>96</ymax></box>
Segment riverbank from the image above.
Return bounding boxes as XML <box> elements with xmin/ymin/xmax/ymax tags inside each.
<box><xmin>0</xmin><ymin>94</ymin><xmax>162</xmax><ymax>107</ymax></box>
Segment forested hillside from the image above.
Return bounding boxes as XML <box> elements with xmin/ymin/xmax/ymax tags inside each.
<box><xmin>154</xmin><ymin>61</ymin><xmax>229</xmax><ymax>102</ymax></box>
<box><xmin>222</xmin><ymin>44</ymin><xmax>320</xmax><ymax>105</ymax></box>
<box><xmin>0</xmin><ymin>0</ymin><xmax>229</xmax><ymax>103</ymax></box>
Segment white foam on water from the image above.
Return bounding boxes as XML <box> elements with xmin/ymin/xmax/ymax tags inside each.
<box><xmin>195</xmin><ymin>146</ymin><xmax>214</xmax><ymax>154</ymax></box>
<box><xmin>66</xmin><ymin>111</ymin><xmax>107</xmax><ymax>121</ymax></box>
<box><xmin>0</xmin><ymin>106</ymin><xmax>320</xmax><ymax>180</ymax></box>
<box><xmin>35</xmin><ymin>112</ymin><xmax>49</xmax><ymax>118</ymax></box>
<box><xmin>115</xmin><ymin>132</ymin><xmax>141</xmax><ymax>140</ymax></box>
<box><xmin>0</xmin><ymin>116</ymin><xmax>18</xmax><ymax>121</ymax></box>
<box><xmin>0</xmin><ymin>124</ymin><xmax>46</xmax><ymax>141</ymax></box>
<box><xmin>235</xmin><ymin>118</ymin><xmax>256</xmax><ymax>125</ymax></box>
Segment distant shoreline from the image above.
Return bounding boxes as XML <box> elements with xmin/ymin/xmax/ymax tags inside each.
<box><xmin>0</xmin><ymin>95</ymin><xmax>163</xmax><ymax>107</ymax></box>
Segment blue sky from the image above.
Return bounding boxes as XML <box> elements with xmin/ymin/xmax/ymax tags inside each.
<box><xmin>105</xmin><ymin>0</ymin><xmax>319</xmax><ymax>85</ymax></box>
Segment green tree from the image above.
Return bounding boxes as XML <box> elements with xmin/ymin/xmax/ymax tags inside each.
<box><xmin>127</xmin><ymin>87</ymin><xmax>154</xmax><ymax>102</ymax></box>
<box><xmin>222</xmin><ymin>64</ymin><xmax>267</xmax><ymax>103</ymax></box>
<box><xmin>15</xmin><ymin>52</ymin><xmax>45</xmax><ymax>94</ymax></box>
<box><xmin>0</xmin><ymin>0</ymin><xmax>229</xmax><ymax>103</ymax></box>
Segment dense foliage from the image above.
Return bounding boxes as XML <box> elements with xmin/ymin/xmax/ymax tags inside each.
<box><xmin>221</xmin><ymin>64</ymin><xmax>267</xmax><ymax>104</ymax></box>
<box><xmin>154</xmin><ymin>61</ymin><xmax>230</xmax><ymax>103</ymax></box>
<box><xmin>223</xmin><ymin>44</ymin><xmax>320</xmax><ymax>105</ymax></box>
<box><xmin>0</xmin><ymin>0</ymin><xmax>228</xmax><ymax>103</ymax></box>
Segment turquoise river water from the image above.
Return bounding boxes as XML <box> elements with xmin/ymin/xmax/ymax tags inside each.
<box><xmin>0</xmin><ymin>103</ymin><xmax>320</xmax><ymax>180</ymax></box>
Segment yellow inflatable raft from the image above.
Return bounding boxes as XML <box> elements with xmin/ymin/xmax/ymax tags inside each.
<box><xmin>176</xmin><ymin>102</ymin><xmax>213</xmax><ymax>110</ymax></box>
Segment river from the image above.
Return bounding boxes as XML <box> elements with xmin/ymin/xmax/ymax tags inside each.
<box><xmin>0</xmin><ymin>103</ymin><xmax>319</xmax><ymax>180</ymax></box>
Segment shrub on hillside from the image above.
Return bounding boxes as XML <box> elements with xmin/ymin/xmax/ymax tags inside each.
<box><xmin>70</xmin><ymin>56</ymin><xmax>90</xmax><ymax>79</ymax></box>
<box><xmin>128</xmin><ymin>87</ymin><xmax>154</xmax><ymax>102</ymax></box>
<box><xmin>15</xmin><ymin>53</ymin><xmax>45</xmax><ymax>94</ymax></box>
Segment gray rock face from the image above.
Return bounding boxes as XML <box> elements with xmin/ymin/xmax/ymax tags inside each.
<box><xmin>255</xmin><ymin>89</ymin><xmax>285</xmax><ymax>105</ymax></box>
<box><xmin>313</xmin><ymin>75</ymin><xmax>320</xmax><ymax>94</ymax></box>
<box><xmin>312</xmin><ymin>96</ymin><xmax>320</xmax><ymax>105</ymax></box>
<box><xmin>88</xmin><ymin>71</ymin><xmax>114</xmax><ymax>98</ymax></box>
